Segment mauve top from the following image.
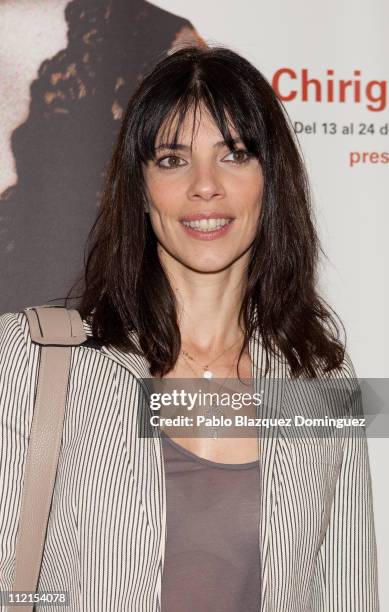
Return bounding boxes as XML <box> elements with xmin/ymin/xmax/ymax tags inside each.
<box><xmin>160</xmin><ymin>430</ymin><xmax>261</xmax><ymax>612</ymax></box>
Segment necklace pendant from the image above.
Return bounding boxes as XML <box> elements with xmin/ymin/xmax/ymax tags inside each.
<box><xmin>203</xmin><ymin>369</ymin><xmax>213</xmax><ymax>379</ymax></box>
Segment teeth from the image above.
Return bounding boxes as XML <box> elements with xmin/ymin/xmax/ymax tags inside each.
<box><xmin>182</xmin><ymin>218</ymin><xmax>232</xmax><ymax>231</ymax></box>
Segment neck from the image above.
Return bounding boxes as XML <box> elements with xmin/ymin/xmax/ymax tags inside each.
<box><xmin>159</xmin><ymin>248</ymin><xmax>249</xmax><ymax>356</ymax></box>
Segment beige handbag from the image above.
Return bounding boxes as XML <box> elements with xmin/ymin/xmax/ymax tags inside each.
<box><xmin>9</xmin><ymin>305</ymin><xmax>87</xmax><ymax>612</ymax></box>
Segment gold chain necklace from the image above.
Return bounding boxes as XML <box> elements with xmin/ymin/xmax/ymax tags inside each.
<box><xmin>180</xmin><ymin>347</ymin><xmax>240</xmax><ymax>440</ymax></box>
<box><xmin>180</xmin><ymin>337</ymin><xmax>242</xmax><ymax>379</ymax></box>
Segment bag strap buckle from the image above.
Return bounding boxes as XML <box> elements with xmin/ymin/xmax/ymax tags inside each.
<box><xmin>24</xmin><ymin>304</ymin><xmax>87</xmax><ymax>346</ymax></box>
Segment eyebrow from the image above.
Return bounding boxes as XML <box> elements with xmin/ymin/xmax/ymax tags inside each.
<box><xmin>154</xmin><ymin>138</ymin><xmax>243</xmax><ymax>151</ymax></box>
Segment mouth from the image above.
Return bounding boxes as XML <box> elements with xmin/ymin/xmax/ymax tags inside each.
<box><xmin>180</xmin><ymin>217</ymin><xmax>235</xmax><ymax>240</ymax></box>
<box><xmin>181</xmin><ymin>217</ymin><xmax>233</xmax><ymax>232</ymax></box>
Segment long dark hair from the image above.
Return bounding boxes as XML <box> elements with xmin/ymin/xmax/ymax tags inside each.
<box><xmin>66</xmin><ymin>45</ymin><xmax>346</xmax><ymax>378</ymax></box>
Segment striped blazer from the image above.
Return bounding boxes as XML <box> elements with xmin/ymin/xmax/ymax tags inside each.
<box><xmin>0</xmin><ymin>311</ymin><xmax>379</xmax><ymax>611</ymax></box>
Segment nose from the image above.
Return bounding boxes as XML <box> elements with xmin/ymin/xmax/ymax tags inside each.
<box><xmin>186</xmin><ymin>161</ymin><xmax>225</xmax><ymax>202</ymax></box>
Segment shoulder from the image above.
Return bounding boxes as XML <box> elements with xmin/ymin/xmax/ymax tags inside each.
<box><xmin>1</xmin><ymin>310</ymin><xmax>149</xmax><ymax>396</ymax></box>
<box><xmin>0</xmin><ymin>310</ymin><xmax>105</xmax><ymax>372</ymax></box>
<box><xmin>340</xmin><ymin>348</ymin><xmax>358</xmax><ymax>379</ymax></box>
<box><xmin>310</xmin><ymin>346</ymin><xmax>357</xmax><ymax>380</ymax></box>
<box><xmin>0</xmin><ymin>311</ymin><xmax>33</xmax><ymax>355</ymax></box>
<box><xmin>311</xmin><ymin>347</ymin><xmax>361</xmax><ymax>414</ymax></box>
<box><xmin>338</xmin><ymin>349</ymin><xmax>361</xmax><ymax>410</ymax></box>
<box><xmin>328</xmin><ymin>348</ymin><xmax>359</xmax><ymax>394</ymax></box>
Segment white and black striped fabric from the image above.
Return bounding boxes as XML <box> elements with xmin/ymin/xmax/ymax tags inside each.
<box><xmin>0</xmin><ymin>311</ymin><xmax>379</xmax><ymax>611</ymax></box>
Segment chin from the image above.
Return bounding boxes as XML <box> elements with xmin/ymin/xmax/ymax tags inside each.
<box><xmin>182</xmin><ymin>257</ymin><xmax>236</xmax><ymax>274</ymax></box>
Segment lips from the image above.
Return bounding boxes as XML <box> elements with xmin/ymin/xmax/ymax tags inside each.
<box><xmin>180</xmin><ymin>211</ymin><xmax>235</xmax><ymax>222</ymax></box>
<box><xmin>180</xmin><ymin>217</ymin><xmax>235</xmax><ymax>240</ymax></box>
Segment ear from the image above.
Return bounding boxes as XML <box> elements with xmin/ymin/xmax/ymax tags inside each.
<box><xmin>143</xmin><ymin>198</ymin><xmax>150</xmax><ymax>214</ymax></box>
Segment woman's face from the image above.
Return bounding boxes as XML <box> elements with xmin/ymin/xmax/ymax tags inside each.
<box><xmin>143</xmin><ymin>106</ymin><xmax>264</xmax><ymax>273</ymax></box>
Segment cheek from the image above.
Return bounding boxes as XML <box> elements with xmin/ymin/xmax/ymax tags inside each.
<box><xmin>233</xmin><ymin>166</ymin><xmax>264</xmax><ymax>208</ymax></box>
<box><xmin>236</xmin><ymin>183</ymin><xmax>263</xmax><ymax>218</ymax></box>
<box><xmin>147</xmin><ymin>180</ymin><xmax>181</xmax><ymax>215</ymax></box>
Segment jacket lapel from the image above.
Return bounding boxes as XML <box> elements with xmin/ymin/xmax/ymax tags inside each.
<box><xmin>249</xmin><ymin>331</ymin><xmax>287</xmax><ymax>610</ymax></box>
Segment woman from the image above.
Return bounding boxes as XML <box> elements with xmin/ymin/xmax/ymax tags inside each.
<box><xmin>0</xmin><ymin>46</ymin><xmax>379</xmax><ymax>611</ymax></box>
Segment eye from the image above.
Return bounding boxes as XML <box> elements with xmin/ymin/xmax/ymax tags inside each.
<box><xmin>223</xmin><ymin>149</ymin><xmax>251</xmax><ymax>164</ymax></box>
<box><xmin>156</xmin><ymin>155</ymin><xmax>187</xmax><ymax>169</ymax></box>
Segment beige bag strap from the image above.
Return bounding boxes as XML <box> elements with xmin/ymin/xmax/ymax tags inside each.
<box><xmin>9</xmin><ymin>305</ymin><xmax>87</xmax><ymax>612</ymax></box>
